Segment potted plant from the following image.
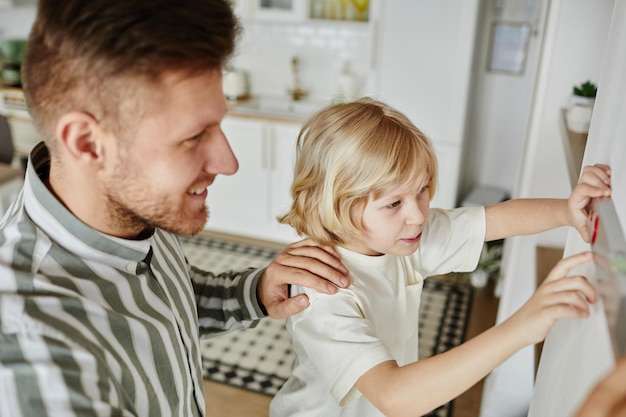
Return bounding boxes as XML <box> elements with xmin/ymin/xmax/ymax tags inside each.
<box><xmin>468</xmin><ymin>239</ymin><xmax>504</xmax><ymax>288</ymax></box>
<box><xmin>566</xmin><ymin>80</ymin><xmax>597</xmax><ymax>134</ymax></box>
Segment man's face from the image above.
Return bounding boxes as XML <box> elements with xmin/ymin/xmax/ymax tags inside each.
<box><xmin>101</xmin><ymin>69</ymin><xmax>238</xmax><ymax>237</ymax></box>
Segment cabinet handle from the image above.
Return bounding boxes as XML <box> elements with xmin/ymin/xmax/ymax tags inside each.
<box><xmin>262</xmin><ymin>127</ymin><xmax>268</xmax><ymax>169</ymax></box>
<box><xmin>269</xmin><ymin>135</ymin><xmax>276</xmax><ymax>170</ymax></box>
<box><xmin>261</xmin><ymin>126</ymin><xmax>276</xmax><ymax>170</ymax></box>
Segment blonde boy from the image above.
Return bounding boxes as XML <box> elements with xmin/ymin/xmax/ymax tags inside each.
<box><xmin>272</xmin><ymin>98</ymin><xmax>609</xmax><ymax>416</ymax></box>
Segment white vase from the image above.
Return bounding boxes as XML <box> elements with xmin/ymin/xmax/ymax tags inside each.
<box><xmin>566</xmin><ymin>104</ymin><xmax>594</xmax><ymax>134</ymax></box>
<box><xmin>470</xmin><ymin>269</ymin><xmax>489</xmax><ymax>288</ymax></box>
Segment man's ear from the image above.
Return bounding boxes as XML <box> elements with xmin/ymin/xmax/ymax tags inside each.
<box><xmin>55</xmin><ymin>111</ymin><xmax>105</xmax><ymax>165</ymax></box>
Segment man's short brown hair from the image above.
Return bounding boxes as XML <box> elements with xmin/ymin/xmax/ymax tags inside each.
<box><xmin>22</xmin><ymin>0</ymin><xmax>239</xmax><ymax>147</ymax></box>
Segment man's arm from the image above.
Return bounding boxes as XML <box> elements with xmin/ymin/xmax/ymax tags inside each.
<box><xmin>190</xmin><ymin>265</ymin><xmax>265</xmax><ymax>335</ymax></box>
<box><xmin>190</xmin><ymin>238</ymin><xmax>349</xmax><ymax>335</ymax></box>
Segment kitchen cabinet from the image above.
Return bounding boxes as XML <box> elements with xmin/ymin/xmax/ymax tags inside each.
<box><xmin>204</xmin><ymin>115</ymin><xmax>301</xmax><ymax>244</ymax></box>
<box><xmin>374</xmin><ymin>0</ymin><xmax>479</xmax><ymax>208</ymax></box>
<box><xmin>231</xmin><ymin>0</ymin><xmax>371</xmax><ymax>24</ymax></box>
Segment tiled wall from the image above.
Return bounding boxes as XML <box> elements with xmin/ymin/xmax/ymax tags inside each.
<box><xmin>230</xmin><ymin>19</ymin><xmax>374</xmax><ymax>103</ymax></box>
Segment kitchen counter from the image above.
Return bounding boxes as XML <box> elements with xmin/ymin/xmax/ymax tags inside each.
<box><xmin>226</xmin><ymin>95</ymin><xmax>330</xmax><ymax>124</ymax></box>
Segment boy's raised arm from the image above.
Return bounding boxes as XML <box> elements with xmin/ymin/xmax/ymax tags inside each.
<box><xmin>355</xmin><ymin>252</ymin><xmax>596</xmax><ymax>417</ymax></box>
<box><xmin>484</xmin><ymin>164</ymin><xmax>611</xmax><ymax>242</ymax></box>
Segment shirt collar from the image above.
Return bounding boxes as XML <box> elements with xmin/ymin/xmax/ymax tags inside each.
<box><xmin>24</xmin><ymin>142</ymin><xmax>152</xmax><ymax>267</ymax></box>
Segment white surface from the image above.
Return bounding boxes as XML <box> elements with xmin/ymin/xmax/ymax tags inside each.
<box><xmin>374</xmin><ymin>0</ymin><xmax>479</xmax><ymax>208</ymax></box>
<box><xmin>529</xmin><ymin>1</ymin><xmax>626</xmax><ymax>415</ymax></box>
<box><xmin>0</xmin><ymin>3</ymin><xmax>35</xmax><ymax>37</ymax></box>
<box><xmin>462</xmin><ymin>0</ymin><xmax>553</xmax><ymax>204</ymax></box>
<box><xmin>480</xmin><ymin>1</ymin><xmax>615</xmax><ymax>416</ymax></box>
<box><xmin>375</xmin><ymin>0</ymin><xmax>478</xmax><ymax>149</ymax></box>
<box><xmin>204</xmin><ymin>116</ymin><xmax>301</xmax><ymax>244</ymax></box>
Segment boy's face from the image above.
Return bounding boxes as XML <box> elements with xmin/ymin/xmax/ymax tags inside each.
<box><xmin>99</xmin><ymin>69</ymin><xmax>238</xmax><ymax>237</ymax></box>
<box><xmin>343</xmin><ymin>180</ymin><xmax>431</xmax><ymax>256</ymax></box>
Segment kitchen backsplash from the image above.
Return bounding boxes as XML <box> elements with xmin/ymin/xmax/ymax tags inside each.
<box><xmin>230</xmin><ymin>19</ymin><xmax>373</xmax><ymax>103</ymax></box>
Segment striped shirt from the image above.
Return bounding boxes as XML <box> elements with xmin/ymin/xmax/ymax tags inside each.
<box><xmin>0</xmin><ymin>143</ymin><xmax>266</xmax><ymax>417</ymax></box>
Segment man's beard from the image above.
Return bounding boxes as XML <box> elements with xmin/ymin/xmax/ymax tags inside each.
<box><xmin>103</xmin><ymin>159</ymin><xmax>209</xmax><ymax>238</ymax></box>
<box><xmin>107</xmin><ymin>192</ymin><xmax>209</xmax><ymax>237</ymax></box>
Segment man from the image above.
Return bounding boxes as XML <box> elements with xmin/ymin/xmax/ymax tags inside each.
<box><xmin>0</xmin><ymin>1</ymin><xmax>348</xmax><ymax>416</ymax></box>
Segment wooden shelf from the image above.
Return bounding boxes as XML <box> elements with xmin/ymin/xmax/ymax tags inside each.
<box><xmin>559</xmin><ymin>108</ymin><xmax>588</xmax><ymax>188</ymax></box>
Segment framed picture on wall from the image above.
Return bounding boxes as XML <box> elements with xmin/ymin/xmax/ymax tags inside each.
<box><xmin>487</xmin><ymin>21</ymin><xmax>531</xmax><ymax>75</ymax></box>
<box><xmin>252</xmin><ymin>0</ymin><xmax>308</xmax><ymax>22</ymax></box>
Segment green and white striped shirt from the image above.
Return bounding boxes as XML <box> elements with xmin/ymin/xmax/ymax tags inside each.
<box><xmin>0</xmin><ymin>143</ymin><xmax>266</xmax><ymax>416</ymax></box>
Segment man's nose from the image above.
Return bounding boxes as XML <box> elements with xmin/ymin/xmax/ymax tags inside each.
<box><xmin>205</xmin><ymin>130</ymin><xmax>238</xmax><ymax>176</ymax></box>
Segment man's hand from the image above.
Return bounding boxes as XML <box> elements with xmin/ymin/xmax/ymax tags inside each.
<box><xmin>257</xmin><ymin>239</ymin><xmax>349</xmax><ymax>319</ymax></box>
<box><xmin>575</xmin><ymin>354</ymin><xmax>626</xmax><ymax>417</ymax></box>
<box><xmin>569</xmin><ymin>164</ymin><xmax>612</xmax><ymax>242</ymax></box>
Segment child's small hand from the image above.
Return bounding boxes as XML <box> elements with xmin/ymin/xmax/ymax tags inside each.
<box><xmin>506</xmin><ymin>252</ymin><xmax>597</xmax><ymax>346</ymax></box>
<box><xmin>568</xmin><ymin>164</ymin><xmax>612</xmax><ymax>242</ymax></box>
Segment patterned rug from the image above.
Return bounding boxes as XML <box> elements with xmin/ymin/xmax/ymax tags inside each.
<box><xmin>181</xmin><ymin>234</ymin><xmax>474</xmax><ymax>417</ymax></box>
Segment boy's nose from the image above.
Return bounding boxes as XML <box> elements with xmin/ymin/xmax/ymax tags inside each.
<box><xmin>405</xmin><ymin>204</ymin><xmax>426</xmax><ymax>225</ymax></box>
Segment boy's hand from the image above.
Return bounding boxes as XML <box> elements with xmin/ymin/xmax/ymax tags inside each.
<box><xmin>505</xmin><ymin>252</ymin><xmax>597</xmax><ymax>346</ymax></box>
<box><xmin>569</xmin><ymin>164</ymin><xmax>612</xmax><ymax>242</ymax></box>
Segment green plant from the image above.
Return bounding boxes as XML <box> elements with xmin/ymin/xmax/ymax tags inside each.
<box><xmin>572</xmin><ymin>80</ymin><xmax>597</xmax><ymax>98</ymax></box>
<box><xmin>475</xmin><ymin>239</ymin><xmax>504</xmax><ymax>281</ymax></box>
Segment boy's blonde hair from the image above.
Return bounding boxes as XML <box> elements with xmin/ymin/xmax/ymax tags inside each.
<box><xmin>279</xmin><ymin>97</ymin><xmax>438</xmax><ymax>246</ymax></box>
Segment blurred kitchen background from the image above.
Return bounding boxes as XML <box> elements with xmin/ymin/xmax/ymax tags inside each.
<box><xmin>0</xmin><ymin>2</ymin><xmax>616</xmax><ymax>414</ymax></box>
<box><xmin>0</xmin><ymin>0</ymin><xmax>611</xmax><ymax>240</ymax></box>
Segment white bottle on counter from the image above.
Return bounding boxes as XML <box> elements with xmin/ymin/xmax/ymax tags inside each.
<box><xmin>335</xmin><ymin>61</ymin><xmax>358</xmax><ymax>102</ymax></box>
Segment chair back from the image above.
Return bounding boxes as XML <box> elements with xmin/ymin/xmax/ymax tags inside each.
<box><xmin>0</xmin><ymin>116</ymin><xmax>14</xmax><ymax>165</ymax></box>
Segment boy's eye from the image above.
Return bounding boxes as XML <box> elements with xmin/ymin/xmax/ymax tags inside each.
<box><xmin>190</xmin><ymin>131</ymin><xmax>204</xmax><ymax>141</ymax></box>
<box><xmin>419</xmin><ymin>186</ymin><xmax>429</xmax><ymax>194</ymax></box>
<box><xmin>386</xmin><ymin>201</ymin><xmax>401</xmax><ymax>209</ymax></box>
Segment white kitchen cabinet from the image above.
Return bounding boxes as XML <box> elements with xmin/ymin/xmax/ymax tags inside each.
<box><xmin>204</xmin><ymin>116</ymin><xmax>302</xmax><ymax>244</ymax></box>
<box><xmin>374</xmin><ymin>0</ymin><xmax>479</xmax><ymax>208</ymax></box>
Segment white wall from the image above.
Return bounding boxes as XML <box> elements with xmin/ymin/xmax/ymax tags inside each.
<box><xmin>374</xmin><ymin>0</ymin><xmax>479</xmax><ymax>209</ymax></box>
<box><xmin>461</xmin><ymin>0</ymin><xmax>549</xmax><ymax>201</ymax></box>
<box><xmin>229</xmin><ymin>19</ymin><xmax>373</xmax><ymax>103</ymax></box>
<box><xmin>0</xmin><ymin>4</ymin><xmax>35</xmax><ymax>38</ymax></box>
<box><xmin>480</xmin><ymin>1</ymin><xmax>615</xmax><ymax>416</ymax></box>
<box><xmin>529</xmin><ymin>1</ymin><xmax>626</xmax><ymax>414</ymax></box>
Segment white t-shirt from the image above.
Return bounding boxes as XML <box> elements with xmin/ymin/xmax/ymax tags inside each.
<box><xmin>270</xmin><ymin>207</ymin><xmax>486</xmax><ymax>417</ymax></box>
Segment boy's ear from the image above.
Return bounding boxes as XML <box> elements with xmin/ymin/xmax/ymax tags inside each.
<box><xmin>55</xmin><ymin>111</ymin><xmax>105</xmax><ymax>165</ymax></box>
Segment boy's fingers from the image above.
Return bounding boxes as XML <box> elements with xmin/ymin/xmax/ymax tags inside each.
<box><xmin>581</xmin><ymin>163</ymin><xmax>611</xmax><ymax>180</ymax></box>
<box><xmin>544</xmin><ymin>252</ymin><xmax>593</xmax><ymax>283</ymax></box>
<box><xmin>546</xmin><ymin>275</ymin><xmax>597</xmax><ymax>303</ymax></box>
